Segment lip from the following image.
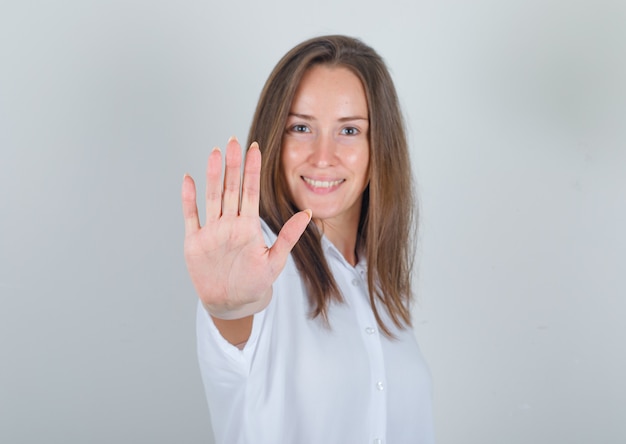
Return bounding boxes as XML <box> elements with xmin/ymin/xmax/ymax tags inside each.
<box><xmin>301</xmin><ymin>176</ymin><xmax>345</xmax><ymax>193</ymax></box>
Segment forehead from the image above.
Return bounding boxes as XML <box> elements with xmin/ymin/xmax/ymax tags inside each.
<box><xmin>290</xmin><ymin>65</ymin><xmax>368</xmax><ymax>116</ymax></box>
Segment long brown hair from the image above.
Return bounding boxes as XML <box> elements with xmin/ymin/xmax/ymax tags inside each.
<box><xmin>246</xmin><ymin>35</ymin><xmax>417</xmax><ymax>336</ymax></box>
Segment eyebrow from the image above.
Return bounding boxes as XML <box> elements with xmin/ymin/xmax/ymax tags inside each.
<box><xmin>288</xmin><ymin>112</ymin><xmax>369</xmax><ymax>122</ymax></box>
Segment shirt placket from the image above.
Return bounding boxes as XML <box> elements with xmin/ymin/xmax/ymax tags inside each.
<box><xmin>350</xmin><ymin>264</ymin><xmax>388</xmax><ymax>444</ymax></box>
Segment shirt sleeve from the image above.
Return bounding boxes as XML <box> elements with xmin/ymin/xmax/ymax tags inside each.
<box><xmin>196</xmin><ymin>300</ymin><xmax>267</xmax><ymax>376</ymax></box>
<box><xmin>196</xmin><ymin>301</ymin><xmax>269</xmax><ymax>442</ymax></box>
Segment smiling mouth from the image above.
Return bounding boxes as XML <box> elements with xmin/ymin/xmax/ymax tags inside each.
<box><xmin>302</xmin><ymin>177</ymin><xmax>345</xmax><ymax>188</ymax></box>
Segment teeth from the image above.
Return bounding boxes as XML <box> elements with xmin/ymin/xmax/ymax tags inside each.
<box><xmin>303</xmin><ymin>177</ymin><xmax>344</xmax><ymax>188</ymax></box>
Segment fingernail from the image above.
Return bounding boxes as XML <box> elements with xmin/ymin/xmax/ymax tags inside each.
<box><xmin>228</xmin><ymin>135</ymin><xmax>238</xmax><ymax>143</ymax></box>
<box><xmin>304</xmin><ymin>209</ymin><xmax>313</xmax><ymax>219</ymax></box>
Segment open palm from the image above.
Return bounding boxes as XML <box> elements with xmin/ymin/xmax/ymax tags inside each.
<box><xmin>182</xmin><ymin>137</ymin><xmax>311</xmax><ymax>320</ymax></box>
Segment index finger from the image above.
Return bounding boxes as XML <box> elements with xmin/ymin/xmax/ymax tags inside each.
<box><xmin>239</xmin><ymin>141</ymin><xmax>262</xmax><ymax>217</ymax></box>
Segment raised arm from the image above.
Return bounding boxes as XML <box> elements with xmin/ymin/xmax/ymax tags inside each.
<box><xmin>182</xmin><ymin>137</ymin><xmax>311</xmax><ymax>345</ymax></box>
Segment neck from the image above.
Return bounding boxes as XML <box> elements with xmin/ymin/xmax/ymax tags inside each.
<box><xmin>315</xmin><ymin>217</ymin><xmax>360</xmax><ymax>266</ymax></box>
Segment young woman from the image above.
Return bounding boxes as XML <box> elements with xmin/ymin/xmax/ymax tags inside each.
<box><xmin>182</xmin><ymin>35</ymin><xmax>434</xmax><ymax>444</ymax></box>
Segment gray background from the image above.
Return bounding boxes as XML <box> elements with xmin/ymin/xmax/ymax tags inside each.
<box><xmin>1</xmin><ymin>0</ymin><xmax>625</xmax><ymax>443</ymax></box>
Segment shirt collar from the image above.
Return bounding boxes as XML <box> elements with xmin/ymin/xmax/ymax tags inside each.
<box><xmin>320</xmin><ymin>233</ymin><xmax>367</xmax><ymax>273</ymax></box>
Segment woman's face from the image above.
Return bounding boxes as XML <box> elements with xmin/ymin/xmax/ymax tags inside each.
<box><xmin>281</xmin><ymin>65</ymin><xmax>370</xmax><ymax>232</ymax></box>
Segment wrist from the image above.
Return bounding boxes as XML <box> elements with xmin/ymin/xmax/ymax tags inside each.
<box><xmin>203</xmin><ymin>288</ymin><xmax>272</xmax><ymax>320</ymax></box>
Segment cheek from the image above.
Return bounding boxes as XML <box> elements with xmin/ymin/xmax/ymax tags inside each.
<box><xmin>280</xmin><ymin>148</ymin><xmax>299</xmax><ymax>188</ymax></box>
<box><xmin>344</xmin><ymin>150</ymin><xmax>370</xmax><ymax>178</ymax></box>
<box><xmin>281</xmin><ymin>143</ymin><xmax>304</xmax><ymax>173</ymax></box>
<box><xmin>280</xmin><ymin>144</ymin><xmax>292</xmax><ymax>171</ymax></box>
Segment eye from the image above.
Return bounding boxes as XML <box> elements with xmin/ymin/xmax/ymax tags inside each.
<box><xmin>290</xmin><ymin>124</ymin><xmax>310</xmax><ymax>133</ymax></box>
<box><xmin>341</xmin><ymin>127</ymin><xmax>360</xmax><ymax>136</ymax></box>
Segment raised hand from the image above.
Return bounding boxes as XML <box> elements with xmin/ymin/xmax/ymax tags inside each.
<box><xmin>182</xmin><ymin>137</ymin><xmax>311</xmax><ymax>321</ymax></box>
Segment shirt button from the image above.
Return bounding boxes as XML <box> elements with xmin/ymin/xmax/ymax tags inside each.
<box><xmin>351</xmin><ymin>278</ymin><xmax>359</xmax><ymax>286</ymax></box>
<box><xmin>365</xmin><ymin>327</ymin><xmax>376</xmax><ymax>335</ymax></box>
<box><xmin>373</xmin><ymin>439</ymin><xmax>383</xmax><ymax>444</ymax></box>
<box><xmin>376</xmin><ymin>381</ymin><xmax>384</xmax><ymax>391</ymax></box>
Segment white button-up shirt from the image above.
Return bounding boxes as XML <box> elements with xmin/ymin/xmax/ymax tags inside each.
<box><xmin>197</xmin><ymin>220</ymin><xmax>434</xmax><ymax>444</ymax></box>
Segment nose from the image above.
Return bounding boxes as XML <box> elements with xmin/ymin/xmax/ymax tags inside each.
<box><xmin>309</xmin><ymin>133</ymin><xmax>336</xmax><ymax>168</ymax></box>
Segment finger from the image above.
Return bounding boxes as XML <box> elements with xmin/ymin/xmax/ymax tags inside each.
<box><xmin>181</xmin><ymin>173</ymin><xmax>200</xmax><ymax>235</ymax></box>
<box><xmin>222</xmin><ymin>136</ymin><xmax>242</xmax><ymax>217</ymax></box>
<box><xmin>240</xmin><ymin>141</ymin><xmax>261</xmax><ymax>218</ymax></box>
<box><xmin>268</xmin><ymin>209</ymin><xmax>312</xmax><ymax>272</ymax></box>
<box><xmin>205</xmin><ymin>147</ymin><xmax>223</xmax><ymax>223</ymax></box>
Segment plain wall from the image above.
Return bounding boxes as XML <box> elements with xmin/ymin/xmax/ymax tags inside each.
<box><xmin>1</xmin><ymin>0</ymin><xmax>624</xmax><ymax>443</ymax></box>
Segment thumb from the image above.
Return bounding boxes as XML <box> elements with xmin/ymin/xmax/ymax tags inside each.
<box><xmin>267</xmin><ymin>209</ymin><xmax>312</xmax><ymax>269</ymax></box>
